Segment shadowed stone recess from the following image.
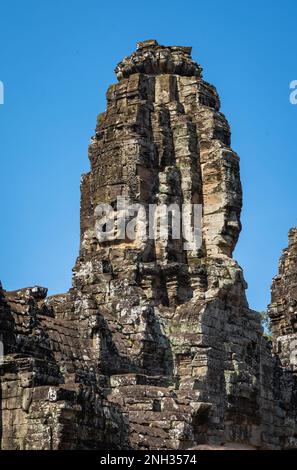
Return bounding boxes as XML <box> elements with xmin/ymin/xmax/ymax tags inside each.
<box><xmin>1</xmin><ymin>41</ymin><xmax>297</xmax><ymax>450</ymax></box>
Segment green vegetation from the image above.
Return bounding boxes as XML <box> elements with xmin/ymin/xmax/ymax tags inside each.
<box><xmin>260</xmin><ymin>311</ymin><xmax>272</xmax><ymax>341</ymax></box>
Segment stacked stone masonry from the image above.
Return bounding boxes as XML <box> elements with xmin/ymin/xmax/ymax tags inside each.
<box><xmin>1</xmin><ymin>40</ymin><xmax>297</xmax><ymax>450</ymax></box>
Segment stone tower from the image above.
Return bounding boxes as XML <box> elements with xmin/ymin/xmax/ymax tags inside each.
<box><xmin>269</xmin><ymin>229</ymin><xmax>297</xmax><ymax>372</ymax></box>
<box><xmin>0</xmin><ymin>41</ymin><xmax>297</xmax><ymax>450</ymax></box>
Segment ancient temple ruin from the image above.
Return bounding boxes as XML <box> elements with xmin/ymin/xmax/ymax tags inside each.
<box><xmin>0</xmin><ymin>40</ymin><xmax>296</xmax><ymax>450</ymax></box>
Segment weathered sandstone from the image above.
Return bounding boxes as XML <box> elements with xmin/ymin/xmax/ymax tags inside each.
<box><xmin>1</xmin><ymin>40</ymin><xmax>296</xmax><ymax>450</ymax></box>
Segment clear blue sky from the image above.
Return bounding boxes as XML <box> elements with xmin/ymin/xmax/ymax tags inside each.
<box><xmin>0</xmin><ymin>0</ymin><xmax>296</xmax><ymax>312</ymax></box>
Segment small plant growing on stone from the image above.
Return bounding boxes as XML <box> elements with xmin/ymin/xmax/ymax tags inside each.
<box><xmin>260</xmin><ymin>311</ymin><xmax>272</xmax><ymax>341</ymax></box>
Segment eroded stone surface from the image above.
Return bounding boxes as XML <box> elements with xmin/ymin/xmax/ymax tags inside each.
<box><xmin>1</xmin><ymin>40</ymin><xmax>297</xmax><ymax>450</ymax></box>
<box><xmin>269</xmin><ymin>229</ymin><xmax>297</xmax><ymax>371</ymax></box>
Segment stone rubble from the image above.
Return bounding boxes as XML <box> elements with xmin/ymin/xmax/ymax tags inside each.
<box><xmin>1</xmin><ymin>40</ymin><xmax>297</xmax><ymax>450</ymax></box>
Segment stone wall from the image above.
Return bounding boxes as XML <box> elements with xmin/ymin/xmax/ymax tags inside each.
<box><xmin>268</xmin><ymin>228</ymin><xmax>297</xmax><ymax>386</ymax></box>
